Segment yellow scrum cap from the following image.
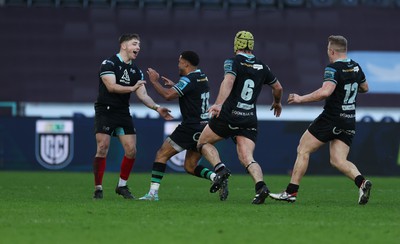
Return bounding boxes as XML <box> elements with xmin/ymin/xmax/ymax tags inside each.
<box><xmin>234</xmin><ymin>31</ymin><xmax>254</xmax><ymax>53</ymax></box>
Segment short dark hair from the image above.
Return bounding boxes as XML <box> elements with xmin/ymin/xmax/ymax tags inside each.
<box><xmin>119</xmin><ymin>33</ymin><xmax>140</xmax><ymax>44</ymax></box>
<box><xmin>180</xmin><ymin>51</ymin><xmax>200</xmax><ymax>66</ymax></box>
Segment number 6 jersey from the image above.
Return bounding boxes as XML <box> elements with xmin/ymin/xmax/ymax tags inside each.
<box><xmin>220</xmin><ymin>53</ymin><xmax>278</xmax><ymax>128</ymax></box>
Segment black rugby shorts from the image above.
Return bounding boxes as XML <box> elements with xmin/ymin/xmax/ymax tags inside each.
<box><xmin>308</xmin><ymin>115</ymin><xmax>354</xmax><ymax>146</ymax></box>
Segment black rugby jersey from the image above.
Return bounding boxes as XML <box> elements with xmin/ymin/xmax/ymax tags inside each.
<box><xmin>172</xmin><ymin>69</ymin><xmax>210</xmax><ymax>125</ymax></box>
<box><xmin>322</xmin><ymin>59</ymin><xmax>366</xmax><ymax>128</ymax></box>
<box><xmin>96</xmin><ymin>53</ymin><xmax>144</xmax><ymax>108</ymax></box>
<box><xmin>219</xmin><ymin>53</ymin><xmax>277</xmax><ymax>127</ymax></box>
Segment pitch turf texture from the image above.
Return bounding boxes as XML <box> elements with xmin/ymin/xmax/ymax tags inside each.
<box><xmin>0</xmin><ymin>172</ymin><xmax>399</xmax><ymax>244</ymax></box>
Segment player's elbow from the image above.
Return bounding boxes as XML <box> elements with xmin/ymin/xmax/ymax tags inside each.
<box><xmin>272</xmin><ymin>81</ymin><xmax>283</xmax><ymax>92</ymax></box>
<box><xmin>359</xmin><ymin>83</ymin><xmax>369</xmax><ymax>93</ymax></box>
<box><xmin>271</xmin><ymin>82</ymin><xmax>283</xmax><ymax>98</ymax></box>
<box><xmin>274</xmin><ymin>85</ymin><xmax>283</xmax><ymax>95</ymax></box>
<box><xmin>165</xmin><ymin>94</ymin><xmax>175</xmax><ymax>101</ymax></box>
<box><xmin>318</xmin><ymin>90</ymin><xmax>331</xmax><ymax>101</ymax></box>
<box><xmin>164</xmin><ymin>90</ymin><xmax>178</xmax><ymax>101</ymax></box>
<box><xmin>106</xmin><ymin>86</ymin><xmax>115</xmax><ymax>93</ymax></box>
<box><xmin>320</xmin><ymin>92</ymin><xmax>330</xmax><ymax>99</ymax></box>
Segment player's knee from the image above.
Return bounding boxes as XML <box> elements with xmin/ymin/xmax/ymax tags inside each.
<box><xmin>125</xmin><ymin>147</ymin><xmax>137</xmax><ymax>159</ymax></box>
<box><xmin>329</xmin><ymin>157</ymin><xmax>345</xmax><ymax>168</ymax></box>
<box><xmin>155</xmin><ymin>149</ymin><xmax>165</xmax><ymax>160</ymax></box>
<box><xmin>183</xmin><ymin>163</ymin><xmax>195</xmax><ymax>174</ymax></box>
<box><xmin>97</xmin><ymin>144</ymin><xmax>109</xmax><ymax>157</ymax></box>
<box><xmin>197</xmin><ymin>143</ymin><xmax>207</xmax><ymax>154</ymax></box>
<box><xmin>297</xmin><ymin>147</ymin><xmax>311</xmax><ymax>159</ymax></box>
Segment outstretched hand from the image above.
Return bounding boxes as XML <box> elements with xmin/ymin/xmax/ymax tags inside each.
<box><xmin>161</xmin><ymin>76</ymin><xmax>175</xmax><ymax>87</ymax></box>
<box><xmin>147</xmin><ymin>68</ymin><xmax>160</xmax><ymax>84</ymax></box>
<box><xmin>158</xmin><ymin>106</ymin><xmax>174</xmax><ymax>120</ymax></box>
<box><xmin>287</xmin><ymin>93</ymin><xmax>301</xmax><ymax>104</ymax></box>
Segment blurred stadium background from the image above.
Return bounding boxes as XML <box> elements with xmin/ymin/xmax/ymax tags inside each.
<box><xmin>0</xmin><ymin>1</ymin><xmax>399</xmax><ymax>175</ymax></box>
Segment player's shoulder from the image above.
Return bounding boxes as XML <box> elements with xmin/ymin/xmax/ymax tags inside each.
<box><xmin>178</xmin><ymin>75</ymin><xmax>191</xmax><ymax>85</ymax></box>
<box><xmin>254</xmin><ymin>58</ymin><xmax>269</xmax><ymax>70</ymax></box>
<box><xmin>224</xmin><ymin>57</ymin><xmax>236</xmax><ymax>64</ymax></box>
<box><xmin>325</xmin><ymin>62</ymin><xmax>342</xmax><ymax>74</ymax></box>
<box><xmin>189</xmin><ymin>69</ymin><xmax>207</xmax><ymax>77</ymax></box>
<box><xmin>192</xmin><ymin>71</ymin><xmax>209</xmax><ymax>85</ymax></box>
<box><xmin>101</xmin><ymin>54</ymin><xmax>118</xmax><ymax>66</ymax></box>
<box><xmin>224</xmin><ymin>54</ymin><xmax>250</xmax><ymax>67</ymax></box>
<box><xmin>348</xmin><ymin>59</ymin><xmax>362</xmax><ymax>68</ymax></box>
<box><xmin>223</xmin><ymin>57</ymin><xmax>236</xmax><ymax>71</ymax></box>
<box><xmin>248</xmin><ymin>56</ymin><xmax>270</xmax><ymax>73</ymax></box>
<box><xmin>328</xmin><ymin>59</ymin><xmax>362</xmax><ymax>73</ymax></box>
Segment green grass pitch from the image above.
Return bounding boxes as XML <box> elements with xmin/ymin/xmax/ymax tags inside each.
<box><xmin>0</xmin><ymin>171</ymin><xmax>399</xmax><ymax>244</ymax></box>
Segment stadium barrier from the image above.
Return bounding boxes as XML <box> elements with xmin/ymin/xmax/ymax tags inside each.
<box><xmin>0</xmin><ymin>116</ymin><xmax>399</xmax><ymax>176</ymax></box>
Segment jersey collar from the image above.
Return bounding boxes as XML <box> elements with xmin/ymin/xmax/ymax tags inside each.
<box><xmin>334</xmin><ymin>58</ymin><xmax>351</xmax><ymax>63</ymax></box>
<box><xmin>187</xmin><ymin>69</ymin><xmax>201</xmax><ymax>75</ymax></box>
<box><xmin>238</xmin><ymin>53</ymin><xmax>255</xmax><ymax>59</ymax></box>
<box><xmin>117</xmin><ymin>53</ymin><xmax>132</xmax><ymax>65</ymax></box>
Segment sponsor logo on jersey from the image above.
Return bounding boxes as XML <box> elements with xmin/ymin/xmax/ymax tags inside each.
<box><xmin>240</xmin><ymin>62</ymin><xmax>252</xmax><ymax>68</ymax></box>
<box><xmin>340</xmin><ymin>113</ymin><xmax>355</xmax><ymax>118</ymax></box>
<box><xmin>253</xmin><ymin>64</ymin><xmax>263</xmax><ymax>70</ymax></box>
<box><xmin>342</xmin><ymin>104</ymin><xmax>355</xmax><ymax>111</ymax></box>
<box><xmin>120</xmin><ymin>69</ymin><xmax>131</xmax><ymax>84</ymax></box>
<box><xmin>35</xmin><ymin>120</ymin><xmax>74</xmax><ymax>170</ymax></box>
<box><xmin>224</xmin><ymin>59</ymin><xmax>234</xmax><ymax>71</ymax></box>
<box><xmin>342</xmin><ymin>66</ymin><xmax>359</xmax><ymax>73</ymax></box>
<box><xmin>176</xmin><ymin>78</ymin><xmax>189</xmax><ymax>90</ymax></box>
<box><xmin>231</xmin><ymin>110</ymin><xmax>254</xmax><ymax>117</ymax></box>
<box><xmin>324</xmin><ymin>67</ymin><xmax>336</xmax><ymax>80</ymax></box>
<box><xmin>197</xmin><ymin>77</ymin><xmax>208</xmax><ymax>82</ymax></box>
<box><xmin>236</xmin><ymin>102</ymin><xmax>254</xmax><ymax>110</ymax></box>
<box><xmin>102</xmin><ymin>59</ymin><xmax>114</xmax><ymax>66</ymax></box>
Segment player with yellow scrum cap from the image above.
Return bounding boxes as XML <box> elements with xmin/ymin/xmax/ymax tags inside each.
<box><xmin>197</xmin><ymin>30</ymin><xmax>283</xmax><ymax>204</ymax></box>
<box><xmin>234</xmin><ymin>30</ymin><xmax>254</xmax><ymax>53</ymax></box>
